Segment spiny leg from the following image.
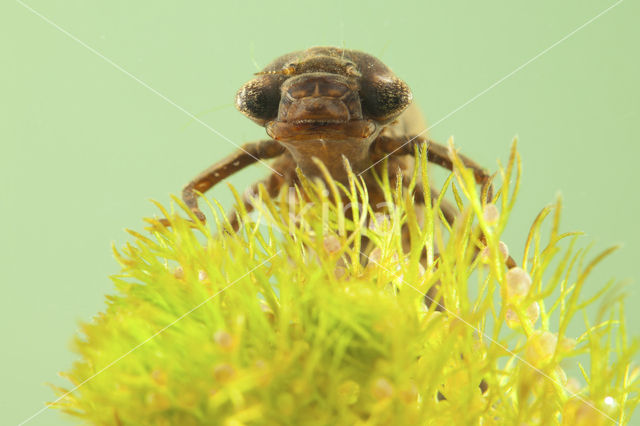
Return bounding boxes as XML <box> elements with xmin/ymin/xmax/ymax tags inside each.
<box><xmin>412</xmin><ymin>183</ymin><xmax>460</xmax><ymax>312</ymax></box>
<box><xmin>371</xmin><ymin>135</ymin><xmax>516</xmax><ymax>267</ymax></box>
<box><xmin>183</xmin><ymin>140</ymin><xmax>285</xmax><ymax>221</ymax></box>
<box><xmin>412</xmin><ymin>182</ymin><xmax>458</xmax><ymax>227</ymax></box>
<box><xmin>227</xmin><ymin>171</ymin><xmax>287</xmax><ymax>232</ymax></box>
<box><xmin>371</xmin><ymin>135</ymin><xmax>492</xmax><ymax>181</ymax></box>
<box><xmin>414</xmin><ymin>182</ymin><xmax>517</xmax><ymax>268</ymax></box>
<box><xmin>371</xmin><ymin>135</ymin><xmax>493</xmax><ymax>201</ymax></box>
<box><xmin>372</xmin><ymin>135</ymin><xmax>518</xmax><ymax>347</ymax></box>
<box><xmin>409</xmin><ymin>187</ymin><xmax>489</xmax><ymax>398</ymax></box>
<box><xmin>159</xmin><ymin>140</ymin><xmax>285</xmax><ymax>226</ymax></box>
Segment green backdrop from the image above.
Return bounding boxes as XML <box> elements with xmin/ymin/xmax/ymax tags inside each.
<box><xmin>3</xmin><ymin>1</ymin><xmax>638</xmax><ymax>424</ymax></box>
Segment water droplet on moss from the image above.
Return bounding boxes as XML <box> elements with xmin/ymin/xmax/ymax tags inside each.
<box><xmin>213</xmin><ymin>330</ymin><xmax>234</xmax><ymax>350</ymax></box>
<box><xmin>212</xmin><ymin>363</ymin><xmax>235</xmax><ymax>382</ymax></box>
<box><xmin>337</xmin><ymin>380</ymin><xmax>360</xmax><ymax>405</ymax></box>
<box><xmin>526</xmin><ymin>331</ymin><xmax>558</xmax><ymax>367</ymax></box>
<box><xmin>506</xmin><ymin>267</ymin><xmax>532</xmax><ymax>300</ymax></box>
<box><xmin>483</xmin><ymin>203</ymin><xmax>500</xmax><ymax>224</ymax></box>
<box><xmin>323</xmin><ymin>235</ymin><xmax>342</xmax><ymax>254</ymax></box>
<box><xmin>372</xmin><ymin>378</ymin><xmax>394</xmax><ymax>400</ymax></box>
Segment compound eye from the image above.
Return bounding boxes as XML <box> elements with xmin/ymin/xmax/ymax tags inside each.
<box><xmin>282</xmin><ymin>63</ymin><xmax>297</xmax><ymax>75</ymax></box>
<box><xmin>360</xmin><ymin>76</ymin><xmax>412</xmax><ymax>124</ymax></box>
<box><xmin>235</xmin><ymin>76</ymin><xmax>281</xmax><ymax>126</ymax></box>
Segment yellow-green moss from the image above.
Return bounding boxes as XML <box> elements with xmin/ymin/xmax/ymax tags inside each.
<box><xmin>52</xmin><ymin>141</ymin><xmax>638</xmax><ymax>425</ymax></box>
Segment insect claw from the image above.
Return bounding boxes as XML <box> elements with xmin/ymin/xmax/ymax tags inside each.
<box><xmin>192</xmin><ymin>209</ymin><xmax>207</xmax><ymax>224</ymax></box>
<box><xmin>157</xmin><ymin>218</ymin><xmax>172</xmax><ymax>227</ymax></box>
<box><xmin>147</xmin><ymin>213</ymin><xmax>205</xmax><ymax>230</ymax></box>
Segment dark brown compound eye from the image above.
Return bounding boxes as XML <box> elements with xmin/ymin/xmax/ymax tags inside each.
<box><xmin>235</xmin><ymin>76</ymin><xmax>283</xmax><ymax>126</ymax></box>
<box><xmin>359</xmin><ymin>76</ymin><xmax>412</xmax><ymax>124</ymax></box>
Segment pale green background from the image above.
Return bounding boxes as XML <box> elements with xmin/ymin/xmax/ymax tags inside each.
<box><xmin>2</xmin><ymin>1</ymin><xmax>639</xmax><ymax>424</ymax></box>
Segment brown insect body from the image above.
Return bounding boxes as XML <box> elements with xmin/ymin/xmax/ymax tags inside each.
<box><xmin>248</xmin><ymin>48</ymin><xmax>409</xmax><ymax>182</ymax></box>
<box><xmin>167</xmin><ymin>48</ymin><xmax>504</xmax><ymax>398</ymax></box>
<box><xmin>179</xmin><ymin>46</ymin><xmax>491</xmax><ymax>235</ymax></box>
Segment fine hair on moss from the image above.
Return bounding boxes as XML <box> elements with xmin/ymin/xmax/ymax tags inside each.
<box><xmin>51</xmin><ymin>141</ymin><xmax>639</xmax><ymax>425</ymax></box>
